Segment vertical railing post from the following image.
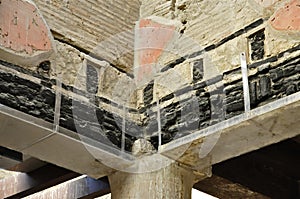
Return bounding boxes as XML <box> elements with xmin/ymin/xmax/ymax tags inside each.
<box><xmin>121</xmin><ymin>105</ymin><xmax>126</xmax><ymax>152</ymax></box>
<box><xmin>240</xmin><ymin>52</ymin><xmax>251</xmax><ymax>113</ymax></box>
<box><xmin>53</xmin><ymin>75</ymin><xmax>62</xmax><ymax>133</ymax></box>
<box><xmin>156</xmin><ymin>92</ymin><xmax>162</xmax><ymax>150</ymax></box>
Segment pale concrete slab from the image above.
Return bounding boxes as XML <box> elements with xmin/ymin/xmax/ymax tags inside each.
<box><xmin>160</xmin><ymin>92</ymin><xmax>300</xmax><ymax>170</ymax></box>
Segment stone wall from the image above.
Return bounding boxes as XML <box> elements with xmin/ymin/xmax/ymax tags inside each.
<box><xmin>0</xmin><ymin>0</ymin><xmax>299</xmax><ymax>153</ymax></box>
<box><xmin>0</xmin><ymin>58</ymin><xmax>140</xmax><ymax>152</ymax></box>
<box><xmin>140</xmin><ymin>0</ymin><xmax>299</xmax><ymax>73</ymax></box>
<box><xmin>133</xmin><ymin>0</ymin><xmax>300</xmax><ymax>148</ymax></box>
<box><xmin>1</xmin><ymin>44</ymin><xmax>299</xmax><ymax>152</ymax></box>
<box><xmin>34</xmin><ymin>0</ymin><xmax>140</xmax><ymax>74</ymax></box>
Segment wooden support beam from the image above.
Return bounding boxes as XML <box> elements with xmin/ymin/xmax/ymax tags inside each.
<box><xmin>194</xmin><ymin>175</ymin><xmax>270</xmax><ymax>199</ymax></box>
<box><xmin>21</xmin><ymin>176</ymin><xmax>110</xmax><ymax>199</ymax></box>
<box><xmin>1</xmin><ymin>164</ymin><xmax>79</xmax><ymax>199</ymax></box>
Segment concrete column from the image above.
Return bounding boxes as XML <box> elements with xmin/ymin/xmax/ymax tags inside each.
<box><xmin>108</xmin><ymin>162</ymin><xmax>196</xmax><ymax>199</ymax></box>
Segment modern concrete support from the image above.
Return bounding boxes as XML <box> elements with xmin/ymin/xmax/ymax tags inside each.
<box><xmin>96</xmin><ymin>189</ymin><xmax>220</xmax><ymax>199</ymax></box>
<box><xmin>108</xmin><ymin>162</ymin><xmax>201</xmax><ymax>199</ymax></box>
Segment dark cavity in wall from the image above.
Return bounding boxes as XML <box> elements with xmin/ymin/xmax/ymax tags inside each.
<box><xmin>193</xmin><ymin>59</ymin><xmax>204</xmax><ymax>82</ymax></box>
<box><xmin>248</xmin><ymin>29</ymin><xmax>265</xmax><ymax>61</ymax></box>
<box><xmin>37</xmin><ymin>60</ymin><xmax>51</xmax><ymax>77</ymax></box>
<box><xmin>143</xmin><ymin>80</ymin><xmax>154</xmax><ymax>106</ymax></box>
<box><xmin>86</xmin><ymin>63</ymin><xmax>99</xmax><ymax>94</ymax></box>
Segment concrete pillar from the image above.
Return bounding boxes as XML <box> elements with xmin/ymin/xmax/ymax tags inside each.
<box><xmin>108</xmin><ymin>162</ymin><xmax>197</xmax><ymax>199</ymax></box>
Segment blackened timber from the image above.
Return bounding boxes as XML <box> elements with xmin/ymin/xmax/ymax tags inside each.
<box><xmin>161</xmin><ymin>19</ymin><xmax>264</xmax><ymax>73</ymax></box>
<box><xmin>1</xmin><ymin>42</ymin><xmax>300</xmax><ymax>150</ymax></box>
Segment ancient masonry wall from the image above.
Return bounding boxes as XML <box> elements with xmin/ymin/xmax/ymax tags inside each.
<box><xmin>0</xmin><ymin>0</ymin><xmax>299</xmax><ymax>153</ymax></box>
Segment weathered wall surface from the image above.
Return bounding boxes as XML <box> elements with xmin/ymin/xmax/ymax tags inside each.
<box><xmin>0</xmin><ymin>0</ymin><xmax>140</xmax><ymax>153</ymax></box>
<box><xmin>0</xmin><ymin>57</ymin><xmax>140</xmax><ymax>152</ymax></box>
<box><xmin>140</xmin><ymin>0</ymin><xmax>300</xmax><ymax>74</ymax></box>
<box><xmin>0</xmin><ymin>0</ymin><xmax>299</xmax><ymax>155</ymax></box>
<box><xmin>136</xmin><ymin>0</ymin><xmax>300</xmax><ymax>147</ymax></box>
<box><xmin>34</xmin><ymin>0</ymin><xmax>140</xmax><ymax>74</ymax></box>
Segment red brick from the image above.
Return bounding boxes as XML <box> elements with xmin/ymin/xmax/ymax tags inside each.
<box><xmin>135</xmin><ymin>19</ymin><xmax>175</xmax><ymax>82</ymax></box>
<box><xmin>0</xmin><ymin>0</ymin><xmax>52</xmax><ymax>55</ymax></box>
<box><xmin>270</xmin><ymin>0</ymin><xmax>300</xmax><ymax>31</ymax></box>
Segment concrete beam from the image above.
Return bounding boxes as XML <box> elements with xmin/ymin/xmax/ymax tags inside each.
<box><xmin>1</xmin><ymin>89</ymin><xmax>300</xmax><ymax>181</ymax></box>
<box><xmin>0</xmin><ymin>156</ymin><xmax>20</xmax><ymax>171</ymax></box>
<box><xmin>0</xmin><ymin>146</ymin><xmax>22</xmax><ymax>169</ymax></box>
<box><xmin>160</xmin><ymin>91</ymin><xmax>300</xmax><ymax>170</ymax></box>
<box><xmin>9</xmin><ymin>156</ymin><xmax>47</xmax><ymax>173</ymax></box>
<box><xmin>0</xmin><ymin>146</ymin><xmax>46</xmax><ymax>172</ymax></box>
<box><xmin>0</xmin><ymin>146</ymin><xmax>47</xmax><ymax>173</ymax></box>
<box><xmin>0</xmin><ymin>105</ymin><xmax>129</xmax><ymax>179</ymax></box>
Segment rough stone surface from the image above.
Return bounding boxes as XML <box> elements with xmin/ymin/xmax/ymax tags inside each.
<box><xmin>0</xmin><ymin>60</ymin><xmax>139</xmax><ymax>152</ymax></box>
<box><xmin>34</xmin><ymin>0</ymin><xmax>140</xmax><ymax>73</ymax></box>
<box><xmin>140</xmin><ymin>0</ymin><xmax>298</xmax><ymax>74</ymax></box>
<box><xmin>249</xmin><ymin>30</ymin><xmax>265</xmax><ymax>61</ymax></box>
<box><xmin>1</xmin><ymin>46</ymin><xmax>299</xmax><ymax>151</ymax></box>
<box><xmin>131</xmin><ymin>138</ymin><xmax>155</xmax><ymax>156</ymax></box>
<box><xmin>253</xmin><ymin>0</ymin><xmax>279</xmax><ymax>7</ymax></box>
<box><xmin>1</xmin><ymin>0</ymin><xmax>300</xmax><ymax>154</ymax></box>
<box><xmin>52</xmin><ymin>41</ymin><xmax>84</xmax><ymax>86</ymax></box>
